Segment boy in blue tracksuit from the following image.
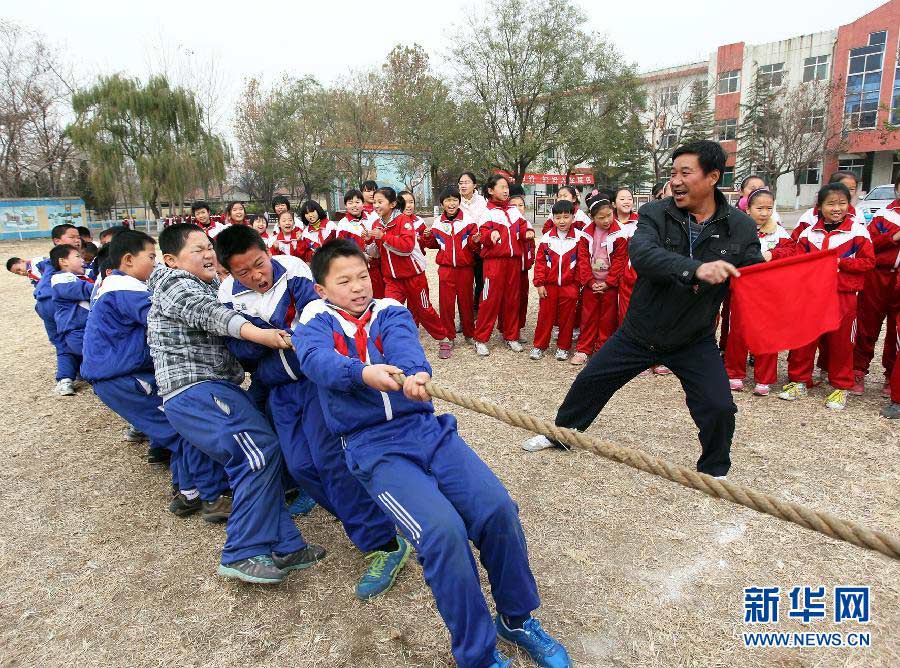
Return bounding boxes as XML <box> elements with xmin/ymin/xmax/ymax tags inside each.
<box><xmin>294</xmin><ymin>239</ymin><xmax>571</xmax><ymax>668</ymax></box>
<box><xmin>81</xmin><ymin>230</ymin><xmax>230</xmax><ymax>521</ymax></box>
<box><xmin>213</xmin><ymin>225</ymin><xmax>411</xmax><ymax>599</ymax></box>
<box><xmin>147</xmin><ymin>223</ymin><xmax>324</xmax><ymax>584</ymax></box>
<box><xmin>49</xmin><ymin>244</ymin><xmax>93</xmax><ymax>365</ymax></box>
<box><xmin>33</xmin><ymin>224</ymin><xmax>84</xmax><ymax>396</ymax></box>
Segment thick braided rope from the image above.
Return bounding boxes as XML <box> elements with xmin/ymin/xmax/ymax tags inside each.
<box><xmin>392</xmin><ymin>373</ymin><xmax>900</xmax><ymax>562</ymax></box>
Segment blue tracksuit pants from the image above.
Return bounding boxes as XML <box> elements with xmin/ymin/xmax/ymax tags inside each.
<box><xmin>35</xmin><ymin>299</ymin><xmax>78</xmax><ymax>381</ymax></box>
<box><xmin>164</xmin><ymin>381</ymin><xmax>305</xmax><ymax>564</ymax></box>
<box><xmin>269</xmin><ymin>380</ymin><xmax>396</xmax><ymax>553</ymax></box>
<box><xmin>344</xmin><ymin>412</ymin><xmax>540</xmax><ymax>668</ymax></box>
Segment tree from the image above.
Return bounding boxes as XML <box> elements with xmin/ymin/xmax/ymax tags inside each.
<box><xmin>332</xmin><ymin>70</ymin><xmax>388</xmax><ymax>188</ymax></box>
<box><xmin>233</xmin><ymin>77</ymin><xmax>283</xmax><ymax>206</ymax></box>
<box><xmin>680</xmin><ymin>80</ymin><xmax>714</xmax><ymax>144</ymax></box>
<box><xmin>640</xmin><ymin>78</ymin><xmax>699</xmax><ymax>182</ymax></box>
<box><xmin>68</xmin><ymin>74</ymin><xmax>227</xmax><ymax>218</ymax></box>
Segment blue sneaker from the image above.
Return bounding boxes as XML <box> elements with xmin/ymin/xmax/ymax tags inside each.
<box><xmin>487</xmin><ymin>650</ymin><xmax>512</xmax><ymax>668</ymax></box>
<box><xmin>496</xmin><ymin>615</ymin><xmax>571</xmax><ymax>668</ymax></box>
<box><xmin>355</xmin><ymin>536</ymin><xmax>412</xmax><ymax>600</ymax></box>
<box><xmin>288</xmin><ymin>489</ymin><xmax>316</xmax><ymax>517</ymax></box>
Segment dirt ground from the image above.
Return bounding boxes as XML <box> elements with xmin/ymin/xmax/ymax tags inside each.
<box><xmin>0</xmin><ymin>237</ymin><xmax>897</xmax><ymax>668</ymax></box>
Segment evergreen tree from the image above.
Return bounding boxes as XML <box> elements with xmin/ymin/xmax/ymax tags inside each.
<box><xmin>735</xmin><ymin>76</ymin><xmax>781</xmax><ymax>185</ymax></box>
<box><xmin>680</xmin><ymin>80</ymin><xmax>713</xmax><ymax>144</ymax></box>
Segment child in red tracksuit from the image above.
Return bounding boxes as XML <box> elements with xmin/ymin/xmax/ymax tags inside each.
<box><xmin>272</xmin><ymin>210</ymin><xmax>304</xmax><ymax>258</ymax></box>
<box><xmin>298</xmin><ymin>200</ymin><xmax>337</xmax><ymax>263</ymax></box>
<box><xmin>473</xmin><ymin>175</ymin><xmax>533</xmax><ymax>356</ymax></box>
<box><xmin>724</xmin><ymin>189</ymin><xmax>796</xmax><ymax>396</ymax></box>
<box><xmin>779</xmin><ymin>183</ymin><xmax>875</xmax><ymax>410</ymax></box>
<box><xmin>572</xmin><ymin>195</ymin><xmax>628</xmax><ymax>365</ymax></box>
<box><xmin>540</xmin><ymin>185</ymin><xmax>590</xmax><ymax>234</ymax></box>
<box><xmin>337</xmin><ymin>189</ymin><xmax>386</xmax><ymax>299</ymax></box>
<box><xmin>400</xmin><ymin>191</ymin><xmax>429</xmax><ymax>253</ymax></box>
<box><xmin>423</xmin><ymin>186</ymin><xmax>480</xmax><ymax>347</ymax></box>
<box><xmin>509</xmin><ymin>188</ymin><xmax>533</xmax><ymax>337</ymax></box>
<box><xmin>529</xmin><ymin>200</ymin><xmax>585</xmax><ymax>361</ymax></box>
<box><xmin>370</xmin><ymin>187</ymin><xmax>452</xmax><ymax>358</ymax></box>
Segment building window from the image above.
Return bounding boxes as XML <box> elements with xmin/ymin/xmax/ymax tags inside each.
<box><xmin>714</xmin><ymin>118</ymin><xmax>737</xmax><ymax>141</ymax></box>
<box><xmin>659</xmin><ymin>85</ymin><xmax>679</xmax><ymax>107</ymax></box>
<box><xmin>801</xmin><ymin>109</ymin><xmax>825</xmax><ymax>133</ymax></box>
<box><xmin>838</xmin><ymin>157</ymin><xmax>866</xmax><ymax>181</ymax></box>
<box><xmin>659</xmin><ymin>128</ymin><xmax>677</xmax><ymax>150</ymax></box>
<box><xmin>892</xmin><ymin>56</ymin><xmax>900</xmax><ymax>125</ymax></box>
<box><xmin>718</xmin><ymin>70</ymin><xmax>740</xmax><ymax>94</ymax></box>
<box><xmin>803</xmin><ymin>55</ymin><xmax>829</xmax><ymax>82</ymax></box>
<box><xmin>758</xmin><ymin>63</ymin><xmax>784</xmax><ymax>88</ymax></box>
<box><xmin>720</xmin><ymin>167</ymin><xmax>735</xmax><ymax>188</ymax></box>
<box><xmin>869</xmin><ymin>30</ymin><xmax>887</xmax><ymax>45</ymax></box>
<box><xmin>844</xmin><ymin>34</ymin><xmax>885</xmax><ymax>130</ymax></box>
<box><xmin>799</xmin><ymin>161</ymin><xmax>821</xmax><ymax>185</ymax></box>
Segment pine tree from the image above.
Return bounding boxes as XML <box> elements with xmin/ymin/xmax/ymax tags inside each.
<box><xmin>735</xmin><ymin>76</ymin><xmax>781</xmax><ymax>185</ymax></box>
<box><xmin>680</xmin><ymin>80</ymin><xmax>713</xmax><ymax>144</ymax></box>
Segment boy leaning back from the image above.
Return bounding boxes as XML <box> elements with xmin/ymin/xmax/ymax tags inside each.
<box><xmin>294</xmin><ymin>239</ymin><xmax>571</xmax><ymax>668</ymax></box>
<box><xmin>147</xmin><ymin>223</ymin><xmax>324</xmax><ymax>584</ymax></box>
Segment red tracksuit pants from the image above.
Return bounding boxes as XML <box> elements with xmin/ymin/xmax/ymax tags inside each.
<box><xmin>369</xmin><ymin>262</ymin><xmax>386</xmax><ymax>299</ymax></box>
<box><xmin>723</xmin><ymin>306</ymin><xmax>778</xmax><ymax>384</ymax></box>
<box><xmin>618</xmin><ymin>274</ymin><xmax>635</xmax><ymax>323</ymax></box>
<box><xmin>384</xmin><ymin>273</ymin><xmax>447</xmax><ymax>341</ymax></box>
<box><xmin>438</xmin><ymin>265</ymin><xmax>475</xmax><ymax>340</ymax></box>
<box><xmin>577</xmin><ymin>287</ymin><xmax>618</xmax><ymax>355</ymax></box>
<box><xmin>889</xmin><ymin>312</ymin><xmax>900</xmax><ymax>403</ymax></box>
<box><xmin>787</xmin><ymin>292</ymin><xmax>857</xmax><ymax>389</ymax></box>
<box><xmin>474</xmin><ymin>257</ymin><xmax>520</xmax><ymax>343</ymax></box>
<box><xmin>533</xmin><ymin>283</ymin><xmax>578</xmax><ymax>351</ymax></box>
<box><xmin>853</xmin><ymin>269</ymin><xmax>899</xmax><ymax>377</ymax></box>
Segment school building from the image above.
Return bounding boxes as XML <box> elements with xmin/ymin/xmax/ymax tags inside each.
<box><xmin>639</xmin><ymin>0</ymin><xmax>900</xmax><ymax>208</ymax></box>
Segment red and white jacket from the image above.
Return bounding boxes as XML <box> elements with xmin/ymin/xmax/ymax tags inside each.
<box><xmin>373</xmin><ymin>211</ymin><xmax>427</xmax><ymax>279</ymax></box>
<box><xmin>541</xmin><ymin>207</ymin><xmax>591</xmax><ymax>234</ymax></box>
<box><xmin>868</xmin><ymin>199</ymin><xmax>900</xmax><ymax>271</ymax></box>
<box><xmin>478</xmin><ymin>200</ymin><xmax>531</xmax><ymax>260</ymax></box>
<box><xmin>271</xmin><ymin>228</ymin><xmax>303</xmax><ymax>257</ymax></box>
<box><xmin>756</xmin><ymin>220</ymin><xmax>796</xmax><ymax>261</ymax></box>
<box><xmin>408</xmin><ymin>214</ymin><xmax>429</xmax><ymax>252</ymax></box>
<box><xmin>796</xmin><ymin>215</ymin><xmax>875</xmax><ymax>292</ymax></box>
<box><xmin>337</xmin><ymin>212</ymin><xmax>375</xmax><ymax>250</ymax></box>
<box><xmin>577</xmin><ymin>220</ymin><xmax>629</xmax><ymax>288</ymax></box>
<box><xmin>791</xmin><ymin>204</ymin><xmax>866</xmax><ymax>242</ymax></box>
<box><xmin>425</xmin><ymin>210</ymin><xmax>480</xmax><ymax>267</ymax></box>
<box><xmin>298</xmin><ymin>219</ymin><xmax>337</xmax><ymax>262</ymax></box>
<box><xmin>534</xmin><ymin>226</ymin><xmax>587</xmax><ymax>287</ymax></box>
<box><xmin>195</xmin><ymin>220</ymin><xmax>229</xmax><ymax>239</ymax></box>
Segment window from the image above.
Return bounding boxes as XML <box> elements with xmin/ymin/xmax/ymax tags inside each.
<box><xmin>720</xmin><ymin>167</ymin><xmax>735</xmax><ymax>188</ymax></box>
<box><xmin>838</xmin><ymin>157</ymin><xmax>866</xmax><ymax>181</ymax></box>
<box><xmin>714</xmin><ymin>118</ymin><xmax>737</xmax><ymax>141</ymax></box>
<box><xmin>718</xmin><ymin>70</ymin><xmax>740</xmax><ymax>94</ymax></box>
<box><xmin>659</xmin><ymin>127</ymin><xmax>677</xmax><ymax>150</ymax></box>
<box><xmin>803</xmin><ymin>55</ymin><xmax>829</xmax><ymax>82</ymax></box>
<box><xmin>758</xmin><ymin>63</ymin><xmax>784</xmax><ymax>89</ymax></box>
<box><xmin>799</xmin><ymin>161</ymin><xmax>821</xmax><ymax>185</ymax></box>
<box><xmin>869</xmin><ymin>30</ymin><xmax>887</xmax><ymax>46</ymax></box>
<box><xmin>892</xmin><ymin>55</ymin><xmax>900</xmax><ymax>125</ymax></box>
<box><xmin>844</xmin><ymin>35</ymin><xmax>885</xmax><ymax>129</ymax></box>
<box><xmin>659</xmin><ymin>85</ymin><xmax>679</xmax><ymax>107</ymax></box>
<box><xmin>801</xmin><ymin>109</ymin><xmax>825</xmax><ymax>133</ymax></box>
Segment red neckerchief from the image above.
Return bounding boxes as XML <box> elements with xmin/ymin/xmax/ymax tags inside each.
<box><xmin>487</xmin><ymin>198</ymin><xmax>513</xmax><ymax>212</ymax></box>
<box><xmin>77</xmin><ymin>274</ymin><xmax>95</xmax><ymax>284</ymax></box>
<box><xmin>333</xmin><ymin>304</ymin><xmax>374</xmax><ymax>363</ymax></box>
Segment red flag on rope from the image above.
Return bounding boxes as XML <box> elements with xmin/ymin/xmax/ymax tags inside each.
<box><xmin>729</xmin><ymin>249</ymin><xmax>840</xmax><ymax>354</ymax></box>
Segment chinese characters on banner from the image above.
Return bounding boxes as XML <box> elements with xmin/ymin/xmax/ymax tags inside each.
<box><xmin>521</xmin><ymin>173</ymin><xmax>595</xmax><ymax>186</ymax></box>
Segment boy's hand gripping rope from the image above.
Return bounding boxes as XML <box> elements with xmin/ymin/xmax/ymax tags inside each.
<box><xmin>391</xmin><ymin>373</ymin><xmax>900</xmax><ymax>562</ymax></box>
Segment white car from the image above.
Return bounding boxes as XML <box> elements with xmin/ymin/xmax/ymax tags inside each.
<box><xmin>860</xmin><ymin>184</ymin><xmax>897</xmax><ymax>222</ymax></box>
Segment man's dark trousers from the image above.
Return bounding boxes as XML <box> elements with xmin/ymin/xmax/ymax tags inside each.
<box><xmin>554</xmin><ymin>329</ymin><xmax>735</xmax><ymax>476</ymax></box>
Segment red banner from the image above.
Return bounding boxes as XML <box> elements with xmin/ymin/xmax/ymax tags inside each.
<box><xmin>521</xmin><ymin>172</ymin><xmax>595</xmax><ymax>186</ymax></box>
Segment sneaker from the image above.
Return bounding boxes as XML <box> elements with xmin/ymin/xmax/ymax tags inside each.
<box><xmin>288</xmin><ymin>489</ymin><xmax>317</xmax><ymax>517</ymax></box>
<box><xmin>850</xmin><ymin>371</ymin><xmax>865</xmax><ymax>396</ymax></box>
<box><xmin>496</xmin><ymin>615</ymin><xmax>572</xmax><ymax>668</ymax></box>
<box><xmin>202</xmin><ymin>494</ymin><xmax>232</xmax><ymax>523</ymax></box>
<box><xmin>652</xmin><ymin>365</ymin><xmax>672</xmax><ymax>375</ymax></box>
<box><xmin>54</xmin><ymin>378</ymin><xmax>75</xmax><ymax>396</ymax></box>
<box><xmin>554</xmin><ymin>348</ymin><xmax>569</xmax><ymax>361</ymax></box>
<box><xmin>570</xmin><ymin>352</ymin><xmax>588</xmax><ymax>366</ymax></box>
<box><xmin>881</xmin><ymin>378</ymin><xmax>891</xmax><ymax>398</ymax></box>
<box><xmin>752</xmin><ymin>384</ymin><xmax>770</xmax><ymax>397</ymax></box>
<box><xmin>273</xmin><ymin>544</ymin><xmax>327</xmax><ymax>573</ymax></box>
<box><xmin>487</xmin><ymin>651</ymin><xmax>513</xmax><ymax>668</ymax></box>
<box><xmin>729</xmin><ymin>378</ymin><xmax>744</xmax><ymax>392</ymax></box>
<box><xmin>638</xmin><ymin>369</ymin><xmax>652</xmax><ymax>377</ymax></box>
<box><xmin>505</xmin><ymin>339</ymin><xmax>524</xmax><ymax>353</ymax></box>
<box><xmin>355</xmin><ymin>536</ymin><xmax>412</xmax><ymax>600</ymax></box>
<box><xmin>438</xmin><ymin>340</ymin><xmax>453</xmax><ymax>359</ymax></box>
<box><xmin>217</xmin><ymin>555</ymin><xmax>286</xmax><ymax>584</ymax></box>
<box><xmin>169</xmin><ymin>492</ymin><xmax>201</xmax><ymax>517</ymax></box>
<box><xmin>880</xmin><ymin>402</ymin><xmax>900</xmax><ymax>419</ymax></box>
<box><xmin>147</xmin><ymin>447</ymin><xmax>171</xmax><ymax>464</ymax></box>
<box><xmin>529</xmin><ymin>347</ymin><xmax>544</xmax><ymax>360</ymax></box>
<box><xmin>777</xmin><ymin>382</ymin><xmax>807</xmax><ymax>401</ymax></box>
<box><xmin>825</xmin><ymin>389</ymin><xmax>848</xmax><ymax>411</ymax></box>
<box><xmin>475</xmin><ymin>341</ymin><xmax>490</xmax><ymax>357</ymax></box>
<box><xmin>123</xmin><ymin>426</ymin><xmax>146</xmax><ymax>442</ymax></box>
<box><xmin>522</xmin><ymin>435</ymin><xmax>556</xmax><ymax>452</ymax></box>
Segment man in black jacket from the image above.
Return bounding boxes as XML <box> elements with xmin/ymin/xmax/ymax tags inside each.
<box><xmin>524</xmin><ymin>141</ymin><xmax>763</xmax><ymax>478</ymax></box>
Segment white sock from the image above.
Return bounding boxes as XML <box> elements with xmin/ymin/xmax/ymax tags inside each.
<box><xmin>180</xmin><ymin>489</ymin><xmax>199</xmax><ymax>500</ymax></box>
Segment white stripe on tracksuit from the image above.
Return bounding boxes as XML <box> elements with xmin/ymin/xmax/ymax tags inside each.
<box><xmin>378</xmin><ymin>491</ymin><xmax>422</xmax><ymax>541</ymax></box>
<box><xmin>233</xmin><ymin>432</ymin><xmax>265</xmax><ymax>471</ymax></box>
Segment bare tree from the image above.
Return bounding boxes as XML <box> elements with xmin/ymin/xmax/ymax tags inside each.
<box><xmin>639</xmin><ymin>77</ymin><xmax>699</xmax><ymax>182</ymax></box>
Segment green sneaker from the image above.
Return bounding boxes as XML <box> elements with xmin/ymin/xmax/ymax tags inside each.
<box><xmin>355</xmin><ymin>536</ymin><xmax>412</xmax><ymax>600</ymax></box>
<box><xmin>217</xmin><ymin>555</ymin><xmax>286</xmax><ymax>584</ymax></box>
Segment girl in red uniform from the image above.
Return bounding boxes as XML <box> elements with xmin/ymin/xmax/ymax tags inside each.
<box><xmin>297</xmin><ymin>200</ymin><xmax>337</xmax><ymax>263</ymax></box>
<box><xmin>271</xmin><ymin>210</ymin><xmax>304</xmax><ymax>258</ymax></box>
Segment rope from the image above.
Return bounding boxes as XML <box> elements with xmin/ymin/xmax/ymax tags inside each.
<box><xmin>391</xmin><ymin>373</ymin><xmax>900</xmax><ymax>562</ymax></box>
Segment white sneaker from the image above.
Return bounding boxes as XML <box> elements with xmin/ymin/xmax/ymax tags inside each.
<box><xmin>729</xmin><ymin>378</ymin><xmax>744</xmax><ymax>392</ymax></box>
<box><xmin>522</xmin><ymin>435</ymin><xmax>556</xmax><ymax>452</ymax></box>
<box><xmin>54</xmin><ymin>378</ymin><xmax>75</xmax><ymax>396</ymax></box>
<box><xmin>505</xmin><ymin>340</ymin><xmax>524</xmax><ymax>353</ymax></box>
<box><xmin>778</xmin><ymin>382</ymin><xmax>807</xmax><ymax>401</ymax></box>
<box><xmin>555</xmin><ymin>348</ymin><xmax>570</xmax><ymax>361</ymax></box>
<box><xmin>475</xmin><ymin>342</ymin><xmax>490</xmax><ymax>357</ymax></box>
<box><xmin>529</xmin><ymin>347</ymin><xmax>544</xmax><ymax>360</ymax></box>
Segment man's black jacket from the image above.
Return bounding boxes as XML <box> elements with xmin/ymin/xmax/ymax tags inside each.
<box><xmin>621</xmin><ymin>189</ymin><xmax>764</xmax><ymax>352</ymax></box>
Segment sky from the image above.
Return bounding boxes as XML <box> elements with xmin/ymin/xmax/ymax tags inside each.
<box><xmin>4</xmin><ymin>0</ymin><xmax>889</xmax><ymax>137</ymax></box>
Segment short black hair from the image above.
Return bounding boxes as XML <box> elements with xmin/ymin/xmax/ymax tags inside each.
<box><xmin>95</xmin><ymin>244</ymin><xmax>113</xmax><ymax>279</ymax></box>
<box><xmin>51</xmin><ymin>223</ymin><xmax>77</xmax><ymax>240</ymax></box>
<box><xmin>651</xmin><ymin>181</ymin><xmax>668</xmax><ymax>199</ymax></box>
<box><xmin>344</xmin><ymin>189</ymin><xmax>364</xmax><ymax>204</ymax></box>
<box><xmin>828</xmin><ymin>170</ymin><xmax>859</xmax><ymax>186</ymax></box>
<box><xmin>99</xmin><ymin>225</ymin><xmax>128</xmax><ymax>243</ymax></box>
<box><xmin>311</xmin><ymin>238</ymin><xmax>368</xmax><ymax>285</ymax></box>
<box><xmin>817</xmin><ymin>182</ymin><xmax>852</xmax><ymax>208</ymax></box>
<box><xmin>215</xmin><ymin>225</ymin><xmax>268</xmax><ymax>271</ymax></box>
<box><xmin>671</xmin><ymin>140</ymin><xmax>726</xmax><ymax>181</ymax></box>
<box><xmin>82</xmin><ymin>241</ymin><xmax>98</xmax><ymax>256</ymax></box>
<box><xmin>77</xmin><ymin>226</ymin><xmax>92</xmax><ymax>238</ymax></box>
<box><xmin>361</xmin><ymin>180</ymin><xmax>378</xmax><ymax>192</ymax></box>
<box><xmin>299</xmin><ymin>200</ymin><xmax>328</xmax><ymax>222</ymax></box>
<box><xmin>6</xmin><ymin>257</ymin><xmax>23</xmax><ymax>271</ymax></box>
<box><xmin>108</xmin><ymin>230</ymin><xmax>155</xmax><ymax>269</ymax></box>
<box><xmin>191</xmin><ymin>200</ymin><xmax>210</xmax><ymax>215</ymax></box>
<box><xmin>440</xmin><ymin>185</ymin><xmax>461</xmax><ymax>203</ymax></box>
<box><xmin>509</xmin><ymin>184</ymin><xmax>526</xmax><ymax>198</ymax></box>
<box><xmin>551</xmin><ymin>200</ymin><xmax>575</xmax><ymax>215</ymax></box>
<box><xmin>159</xmin><ymin>223</ymin><xmax>208</xmax><ymax>256</ymax></box>
<box><xmin>50</xmin><ymin>244</ymin><xmax>78</xmax><ymax>270</ymax></box>
<box><xmin>272</xmin><ymin>194</ymin><xmax>291</xmax><ymax>210</ymax></box>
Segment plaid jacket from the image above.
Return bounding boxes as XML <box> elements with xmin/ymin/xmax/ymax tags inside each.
<box><xmin>147</xmin><ymin>266</ymin><xmax>247</xmax><ymax>397</ymax></box>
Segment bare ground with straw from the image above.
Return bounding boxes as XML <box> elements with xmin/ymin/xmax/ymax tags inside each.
<box><xmin>0</xmin><ymin>238</ymin><xmax>897</xmax><ymax>668</ymax></box>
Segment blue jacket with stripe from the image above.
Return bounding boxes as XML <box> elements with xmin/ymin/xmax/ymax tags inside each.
<box><xmin>51</xmin><ymin>272</ymin><xmax>93</xmax><ymax>352</ymax></box>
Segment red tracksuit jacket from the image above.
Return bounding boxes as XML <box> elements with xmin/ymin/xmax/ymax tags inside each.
<box><xmin>577</xmin><ymin>220</ymin><xmax>630</xmax><ymax>288</ymax></box>
<box><xmin>479</xmin><ymin>201</ymin><xmax>529</xmax><ymax>260</ymax></box>
<box><xmin>298</xmin><ymin>220</ymin><xmax>337</xmax><ymax>262</ymax></box>
<box><xmin>868</xmin><ymin>199</ymin><xmax>900</xmax><ymax>270</ymax></box>
<box><xmin>373</xmin><ymin>211</ymin><xmax>427</xmax><ymax>279</ymax></box>
<box><xmin>540</xmin><ymin>208</ymin><xmax>591</xmax><ymax>234</ymax></box>
<box><xmin>796</xmin><ymin>215</ymin><xmax>875</xmax><ymax>292</ymax></box>
<box><xmin>271</xmin><ymin>228</ymin><xmax>303</xmax><ymax>257</ymax></box>
<box><xmin>757</xmin><ymin>221</ymin><xmax>797</xmax><ymax>261</ymax></box>
<box><xmin>425</xmin><ymin>211</ymin><xmax>479</xmax><ymax>266</ymax></box>
<box><xmin>534</xmin><ymin>227</ymin><xmax>585</xmax><ymax>287</ymax></box>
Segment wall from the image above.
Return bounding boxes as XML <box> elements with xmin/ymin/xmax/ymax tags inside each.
<box><xmin>0</xmin><ymin>198</ymin><xmax>86</xmax><ymax>240</ymax></box>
